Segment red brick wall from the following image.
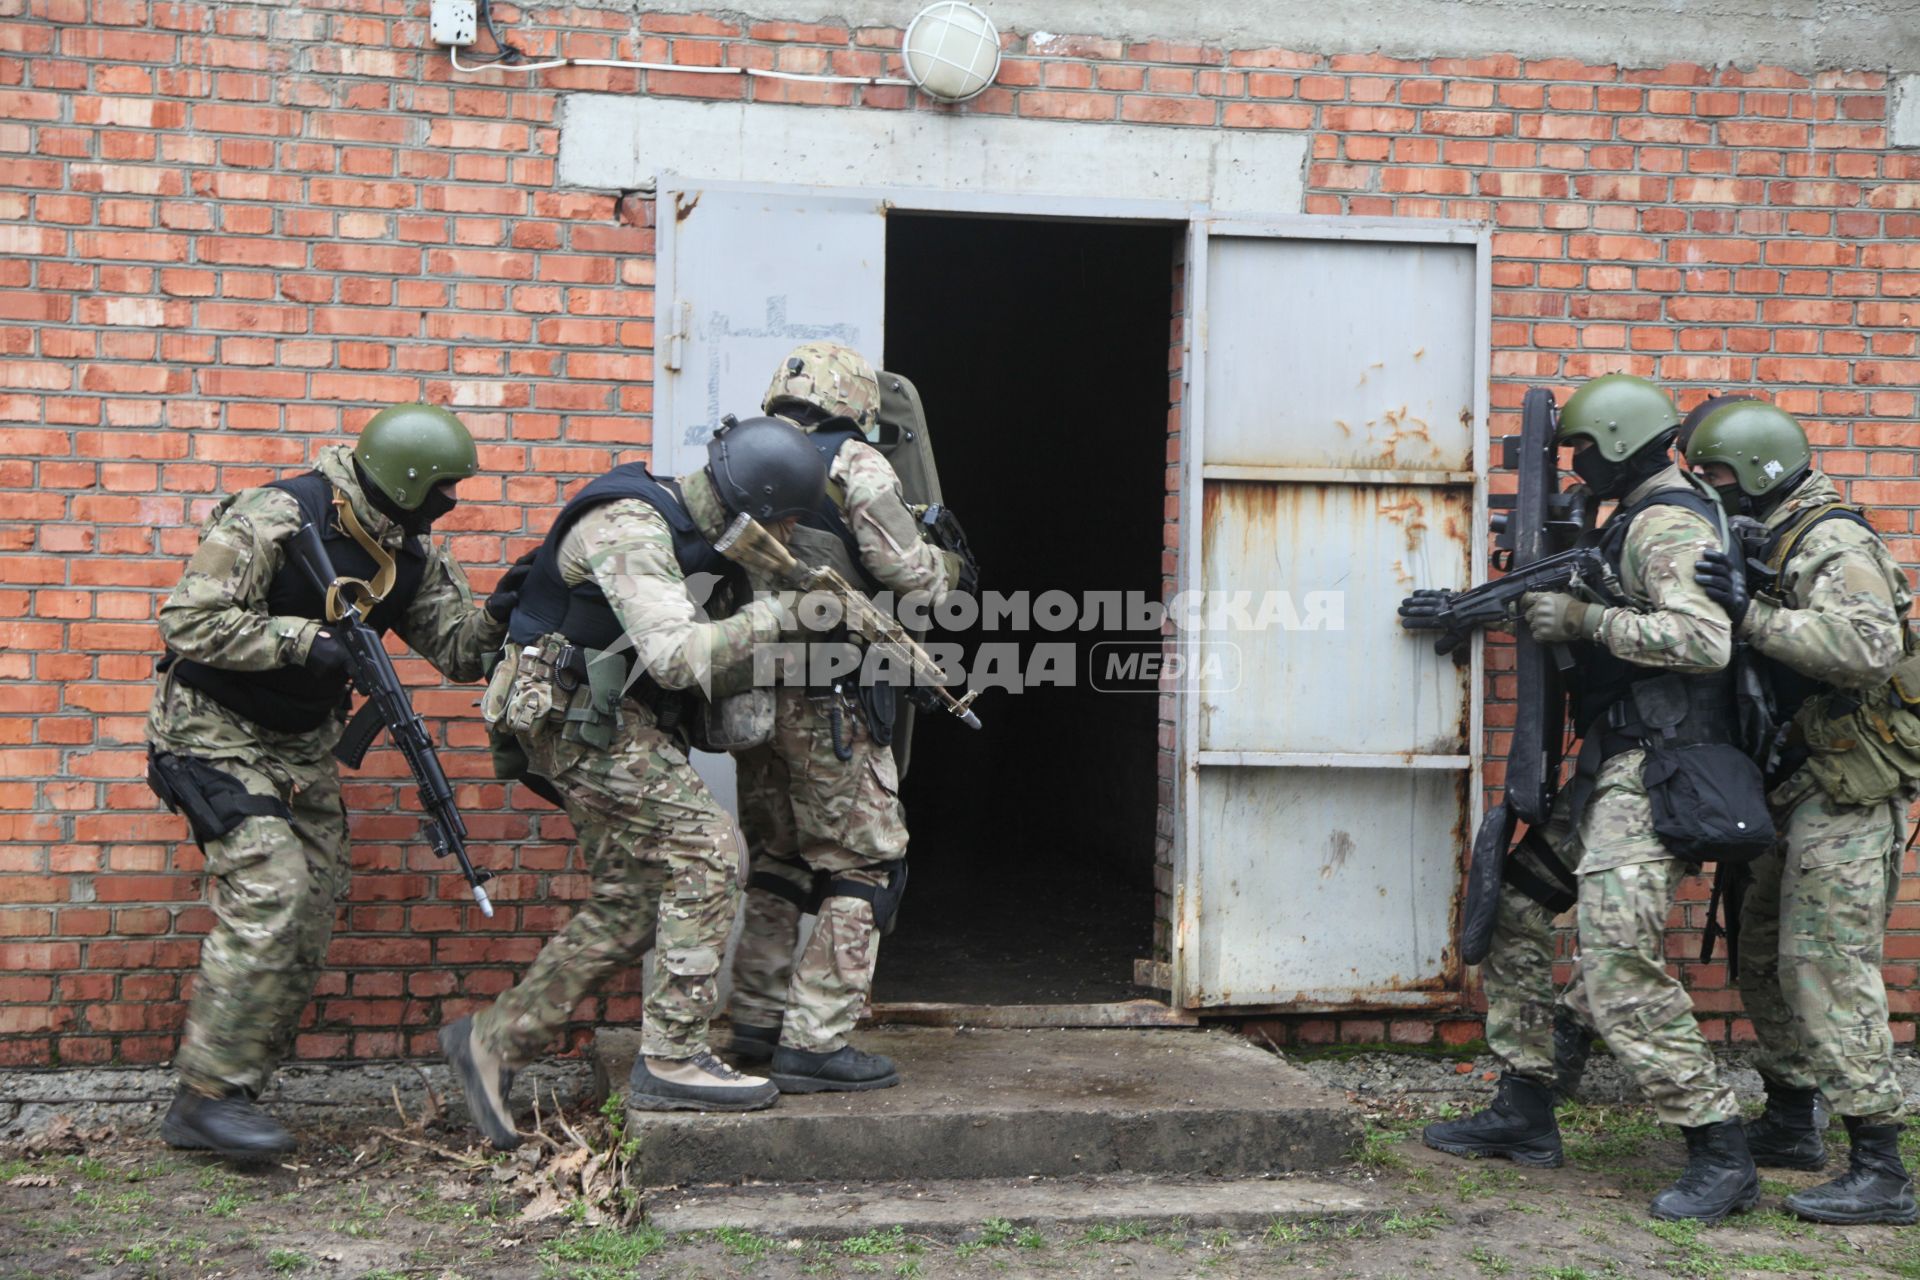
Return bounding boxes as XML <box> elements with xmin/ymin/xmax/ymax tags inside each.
<box><xmin>3</xmin><ymin>1</ymin><xmax>1917</xmax><ymax>1064</ymax></box>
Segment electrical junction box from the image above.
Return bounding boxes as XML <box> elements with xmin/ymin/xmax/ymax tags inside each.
<box><xmin>430</xmin><ymin>0</ymin><xmax>477</xmax><ymax>47</ymax></box>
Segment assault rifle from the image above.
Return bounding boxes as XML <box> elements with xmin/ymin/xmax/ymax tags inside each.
<box><xmin>288</xmin><ymin>523</ymin><xmax>495</xmax><ymax>918</ymax></box>
<box><xmin>1397</xmin><ymin>542</ymin><xmax>1624</xmax><ymax>662</ymax></box>
<box><xmin>712</xmin><ymin>513</ymin><xmax>983</xmax><ymax>730</ymax></box>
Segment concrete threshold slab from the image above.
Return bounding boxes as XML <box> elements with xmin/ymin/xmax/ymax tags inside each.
<box><xmin>650</xmin><ymin>1174</ymin><xmax>1376</xmax><ymax>1239</ymax></box>
<box><xmin>598</xmin><ymin>1026</ymin><xmax>1362</xmax><ymax>1186</ymax></box>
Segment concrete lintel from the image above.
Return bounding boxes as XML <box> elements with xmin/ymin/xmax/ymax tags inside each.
<box><xmin>557</xmin><ymin>94</ymin><xmax>1308</xmax><ymax>215</ymax></box>
<box><xmin>599</xmin><ymin>0</ymin><xmax>1920</xmax><ymax>75</ymax></box>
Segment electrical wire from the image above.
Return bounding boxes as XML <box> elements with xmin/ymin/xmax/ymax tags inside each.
<box><xmin>446</xmin><ymin>0</ymin><xmax>911</xmax><ymax>86</ymax></box>
<box><xmin>449</xmin><ymin>43</ymin><xmax>911</xmax><ymax>85</ymax></box>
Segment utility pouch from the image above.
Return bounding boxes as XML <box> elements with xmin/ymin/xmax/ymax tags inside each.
<box><xmin>1797</xmin><ymin>689</ymin><xmax>1920</xmax><ymax>808</ymax></box>
<box><xmin>689</xmin><ymin>687</ymin><xmax>774</xmax><ymax>753</ymax></box>
<box><xmin>1642</xmin><ymin>742</ymin><xmax>1775</xmax><ymax>864</ymax></box>
<box><xmin>146</xmin><ymin>748</ymin><xmax>290</xmax><ymax>850</ymax></box>
<box><xmin>496</xmin><ymin>639</ymin><xmax>568</xmax><ymax>736</ymax></box>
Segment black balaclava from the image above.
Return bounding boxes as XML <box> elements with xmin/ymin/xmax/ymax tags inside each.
<box><xmin>355</xmin><ymin>459</ymin><xmax>457</xmax><ymax>536</ymax></box>
<box><xmin>1572</xmin><ymin>427</ymin><xmax>1679</xmax><ymax>502</ymax></box>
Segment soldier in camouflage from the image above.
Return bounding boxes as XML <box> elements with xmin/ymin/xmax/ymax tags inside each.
<box><xmin>1425</xmin><ymin>374</ymin><xmax>1754</xmax><ymax>1223</ymax></box>
<box><xmin>725</xmin><ymin>343</ymin><xmax>964</xmax><ymax>1094</ymax></box>
<box><xmin>1687</xmin><ymin>400</ymin><xmax>1918</xmax><ymax>1225</ymax></box>
<box><xmin>148</xmin><ymin>404</ymin><xmax>508</xmax><ymax>1161</ymax></box>
<box><xmin>438</xmin><ymin>417</ymin><xmax>827</xmax><ymax>1144</ymax></box>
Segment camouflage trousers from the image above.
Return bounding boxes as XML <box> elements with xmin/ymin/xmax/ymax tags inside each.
<box><xmin>1737</xmin><ymin>777</ymin><xmax>1906</xmax><ymax>1120</ymax></box>
<box><xmin>1483</xmin><ymin>765</ymin><xmax>1736</xmax><ymax>1128</ymax></box>
<box><xmin>729</xmin><ymin>689</ymin><xmax>907</xmax><ymax>1053</ymax></box>
<box><xmin>171</xmin><ymin>753</ymin><xmax>351</xmax><ymax>1099</ymax></box>
<box><xmin>471</xmin><ymin>704</ymin><xmax>740</xmax><ymax>1067</ymax></box>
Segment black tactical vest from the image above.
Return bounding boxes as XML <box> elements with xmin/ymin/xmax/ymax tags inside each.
<box><xmin>507</xmin><ymin>463</ymin><xmax>734</xmax><ymax>653</ymax></box>
<box><xmin>169</xmin><ymin>472</ymin><xmax>428</xmax><ymax>733</ymax></box>
<box><xmin>794</xmin><ymin>426</ymin><xmax>883</xmax><ymax>596</ymax></box>
<box><xmin>1569</xmin><ymin>484</ymin><xmax>1735</xmax><ymax>740</ymax></box>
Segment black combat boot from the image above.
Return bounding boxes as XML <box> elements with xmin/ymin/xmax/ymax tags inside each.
<box><xmin>726</xmin><ymin>1021</ymin><xmax>782</xmax><ymax>1065</ymax></box>
<box><xmin>1552</xmin><ymin>1012</ymin><xmax>1594</xmax><ymax>1102</ymax></box>
<box><xmin>161</xmin><ymin>1087</ymin><xmax>296</xmax><ymax>1160</ymax></box>
<box><xmin>1744</xmin><ymin>1079</ymin><xmax>1827</xmax><ymax>1171</ymax></box>
<box><xmin>1649</xmin><ymin>1119</ymin><xmax>1760</xmax><ymax>1222</ymax></box>
<box><xmin>770</xmin><ymin>1043</ymin><xmax>901</xmax><ymax>1093</ymax></box>
<box><xmin>1784</xmin><ymin>1116</ymin><xmax>1919</xmax><ymax>1225</ymax></box>
<box><xmin>1422</xmin><ymin>1073</ymin><xmax>1563</xmax><ymax>1167</ymax></box>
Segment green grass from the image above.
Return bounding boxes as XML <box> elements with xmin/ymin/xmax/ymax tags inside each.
<box><xmin>1561</xmin><ymin>1103</ymin><xmax>1664</xmax><ymax>1165</ymax></box>
<box><xmin>715</xmin><ymin>1226</ymin><xmax>780</xmax><ymax>1258</ymax></box>
<box><xmin>206</xmin><ymin>1190</ymin><xmax>248</xmax><ymax>1217</ymax></box>
<box><xmin>1358</xmin><ymin>1121</ymin><xmax>1413</xmax><ymax>1170</ymax></box>
<box><xmin>1645</xmin><ymin>1216</ymin><xmax>1729</xmax><ymax>1280</ymax></box>
<box><xmin>841</xmin><ymin>1226</ymin><xmax>920</xmax><ymax>1256</ymax></box>
<box><xmin>977</xmin><ymin>1217</ymin><xmax>1016</xmax><ymax>1245</ymax></box>
<box><xmin>1014</xmin><ymin>1227</ymin><xmax>1046</xmax><ymax>1249</ymax></box>
<box><xmin>541</xmin><ymin>1223</ymin><xmax>669</xmax><ymax>1269</ymax></box>
<box><xmin>1731</xmin><ymin>1249</ymin><xmax>1831</xmax><ymax>1274</ymax></box>
<box><xmin>1079</xmin><ymin>1220</ymin><xmax>1150</xmax><ymax>1244</ymax></box>
<box><xmin>266</xmin><ymin>1248</ymin><xmax>309</xmax><ymax>1273</ymax></box>
<box><xmin>1472</xmin><ymin>1245</ymin><xmax>1514</xmax><ymax>1276</ymax></box>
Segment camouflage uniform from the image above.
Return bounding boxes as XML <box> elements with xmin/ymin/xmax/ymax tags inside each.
<box><xmin>730</xmin><ymin>369</ymin><xmax>954</xmax><ymax>1054</ymax></box>
<box><xmin>1735</xmin><ymin>471</ymin><xmax>1912</xmax><ymax>1121</ymax></box>
<box><xmin>1569</xmin><ymin>465</ymin><xmax>1739</xmax><ymax>1127</ymax></box>
<box><xmin>150</xmin><ymin>445</ymin><xmax>503</xmax><ymax>1099</ymax></box>
<box><xmin>471</xmin><ymin>480</ymin><xmax>783</xmax><ymax>1066</ymax></box>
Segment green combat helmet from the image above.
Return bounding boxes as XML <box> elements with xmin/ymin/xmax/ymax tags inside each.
<box><xmin>762</xmin><ymin>342</ymin><xmax>881</xmax><ymax>440</ymax></box>
<box><xmin>1683</xmin><ymin>400</ymin><xmax>1811</xmax><ymax>502</ymax></box>
<box><xmin>353</xmin><ymin>403</ymin><xmax>480</xmax><ymax>509</ymax></box>
<box><xmin>1557</xmin><ymin>373</ymin><xmax>1680</xmax><ymax>461</ymax></box>
<box><xmin>1557</xmin><ymin>373</ymin><xmax>1682</xmax><ymax>498</ymax></box>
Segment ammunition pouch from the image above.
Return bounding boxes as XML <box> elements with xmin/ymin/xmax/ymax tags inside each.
<box><xmin>146</xmin><ymin>748</ymin><xmax>290</xmax><ymax>850</ymax></box>
<box><xmin>484</xmin><ymin>720</ymin><xmax>565</xmax><ymax>809</ymax></box>
<box><xmin>550</xmin><ymin>641</ymin><xmax>688</xmax><ymax>750</ymax></box>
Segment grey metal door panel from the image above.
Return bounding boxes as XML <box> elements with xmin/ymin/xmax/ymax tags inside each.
<box><xmin>1174</xmin><ymin>218</ymin><xmax>1490</xmax><ymax>1010</ymax></box>
<box><xmin>1197</xmin><ymin>479</ymin><xmax>1471</xmax><ymax>757</ymax></box>
<box><xmin>1200</xmin><ymin>237</ymin><xmax>1478</xmax><ymax>474</ymax></box>
<box><xmin>654</xmin><ymin>183</ymin><xmax>885</xmax><ymax>479</ymax></box>
<box><xmin>1190</xmin><ymin>767</ymin><xmax>1465</xmax><ymax>1005</ymax></box>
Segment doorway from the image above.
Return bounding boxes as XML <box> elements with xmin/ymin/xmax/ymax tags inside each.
<box><xmin>874</xmin><ymin>213</ymin><xmax>1180</xmax><ymax>1007</ymax></box>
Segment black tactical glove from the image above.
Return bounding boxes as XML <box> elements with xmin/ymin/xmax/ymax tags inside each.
<box><xmin>1398</xmin><ymin>589</ymin><xmax>1467</xmax><ymax>655</ymax></box>
<box><xmin>485</xmin><ymin>549</ymin><xmax>538</xmax><ymax>622</ymax></box>
<box><xmin>1692</xmin><ymin>549</ymin><xmax>1750</xmax><ymax>628</ymax></box>
<box><xmin>305</xmin><ymin>630</ymin><xmax>351</xmax><ymax>678</ymax></box>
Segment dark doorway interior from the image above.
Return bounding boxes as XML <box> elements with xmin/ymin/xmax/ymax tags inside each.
<box><xmin>876</xmin><ymin>213</ymin><xmax>1177</xmax><ymax>1005</ymax></box>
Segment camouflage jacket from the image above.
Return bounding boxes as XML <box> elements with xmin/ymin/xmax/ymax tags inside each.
<box><xmin>149</xmin><ymin>445</ymin><xmax>504</xmax><ymax>761</ymax></box>
<box><xmin>1743</xmin><ymin>470</ymin><xmax>1909</xmax><ymax>690</ymax></box>
<box><xmin>1586</xmin><ymin>464</ymin><xmax>1734</xmax><ymax>674</ymax></box>
<box><xmin>548</xmin><ymin>477</ymin><xmax>780</xmax><ymax>697</ymax></box>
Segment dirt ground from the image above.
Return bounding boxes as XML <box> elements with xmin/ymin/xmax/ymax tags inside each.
<box><xmin>4</xmin><ymin>1047</ymin><xmax>1919</xmax><ymax>1280</ymax></box>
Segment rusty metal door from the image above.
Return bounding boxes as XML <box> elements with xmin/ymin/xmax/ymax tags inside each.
<box><xmin>653</xmin><ymin>179</ymin><xmax>885</xmax><ymax>479</ymax></box>
<box><xmin>1174</xmin><ymin>218</ymin><xmax>1490</xmax><ymax>1010</ymax></box>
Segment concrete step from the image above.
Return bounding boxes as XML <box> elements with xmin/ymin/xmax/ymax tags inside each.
<box><xmin>650</xmin><ymin>1174</ymin><xmax>1376</xmax><ymax>1239</ymax></box>
<box><xmin>595</xmin><ymin>1026</ymin><xmax>1362</xmax><ymax>1187</ymax></box>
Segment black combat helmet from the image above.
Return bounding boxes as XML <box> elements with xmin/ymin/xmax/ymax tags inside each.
<box><xmin>705</xmin><ymin>415</ymin><xmax>828</xmax><ymax>522</ymax></box>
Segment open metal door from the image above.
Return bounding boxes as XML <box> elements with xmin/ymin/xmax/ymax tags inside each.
<box><xmin>1173</xmin><ymin>217</ymin><xmax>1491</xmax><ymax>1010</ymax></box>
<box><xmin>654</xmin><ymin>180</ymin><xmax>886</xmax><ymax>809</ymax></box>
<box><xmin>653</xmin><ymin>179</ymin><xmax>886</xmax><ymax>479</ymax></box>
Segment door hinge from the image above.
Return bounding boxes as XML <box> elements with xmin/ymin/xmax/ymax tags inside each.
<box><xmin>664</xmin><ymin>300</ymin><xmax>691</xmax><ymax>372</ymax></box>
